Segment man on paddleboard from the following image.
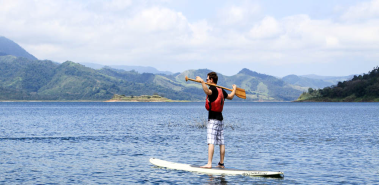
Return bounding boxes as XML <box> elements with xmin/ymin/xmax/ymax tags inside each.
<box><xmin>196</xmin><ymin>72</ymin><xmax>237</xmax><ymax>168</ymax></box>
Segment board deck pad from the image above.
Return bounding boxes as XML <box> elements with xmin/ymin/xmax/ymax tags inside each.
<box><xmin>150</xmin><ymin>158</ymin><xmax>284</xmax><ymax>177</ymax></box>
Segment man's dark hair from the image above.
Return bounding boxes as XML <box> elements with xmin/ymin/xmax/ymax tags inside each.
<box><xmin>207</xmin><ymin>72</ymin><xmax>218</xmax><ymax>84</ymax></box>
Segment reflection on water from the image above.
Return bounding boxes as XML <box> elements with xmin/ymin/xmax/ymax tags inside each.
<box><xmin>207</xmin><ymin>175</ymin><xmax>228</xmax><ymax>185</ymax></box>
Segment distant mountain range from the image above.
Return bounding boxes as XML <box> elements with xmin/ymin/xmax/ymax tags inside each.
<box><xmin>0</xmin><ymin>36</ymin><xmax>360</xmax><ymax>101</ymax></box>
<box><xmin>0</xmin><ymin>56</ymin><xmax>198</xmax><ymax>101</ymax></box>
<box><xmin>0</xmin><ymin>36</ymin><xmax>37</xmax><ymax>60</ymax></box>
<box><xmin>300</xmin><ymin>74</ymin><xmax>355</xmax><ymax>84</ymax></box>
<box><xmin>81</xmin><ymin>62</ymin><xmax>355</xmax><ymax>87</ymax></box>
<box><xmin>0</xmin><ymin>55</ymin><xmax>303</xmax><ymax>101</ymax></box>
<box><xmin>81</xmin><ymin>62</ymin><xmax>174</xmax><ymax>75</ymax></box>
<box><xmin>281</xmin><ymin>74</ymin><xmax>354</xmax><ymax>89</ymax></box>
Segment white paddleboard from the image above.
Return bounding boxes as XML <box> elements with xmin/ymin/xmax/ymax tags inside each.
<box><xmin>150</xmin><ymin>158</ymin><xmax>284</xmax><ymax>177</ymax></box>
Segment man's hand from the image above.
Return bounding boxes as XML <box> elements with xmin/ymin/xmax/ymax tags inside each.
<box><xmin>197</xmin><ymin>76</ymin><xmax>212</xmax><ymax>95</ymax></box>
<box><xmin>196</xmin><ymin>76</ymin><xmax>204</xmax><ymax>83</ymax></box>
<box><xmin>232</xmin><ymin>84</ymin><xmax>237</xmax><ymax>91</ymax></box>
<box><xmin>227</xmin><ymin>84</ymin><xmax>237</xmax><ymax>100</ymax></box>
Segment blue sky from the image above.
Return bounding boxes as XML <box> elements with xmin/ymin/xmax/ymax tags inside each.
<box><xmin>1</xmin><ymin>0</ymin><xmax>378</xmax><ymax>77</ymax></box>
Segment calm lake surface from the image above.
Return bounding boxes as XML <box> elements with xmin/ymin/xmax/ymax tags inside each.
<box><xmin>0</xmin><ymin>102</ymin><xmax>378</xmax><ymax>184</ymax></box>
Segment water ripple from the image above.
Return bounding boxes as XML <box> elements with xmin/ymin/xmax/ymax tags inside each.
<box><xmin>0</xmin><ymin>102</ymin><xmax>378</xmax><ymax>184</ymax></box>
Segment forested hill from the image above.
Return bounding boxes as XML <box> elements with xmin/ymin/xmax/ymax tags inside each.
<box><xmin>0</xmin><ymin>55</ymin><xmax>304</xmax><ymax>101</ymax></box>
<box><xmin>297</xmin><ymin>66</ymin><xmax>379</xmax><ymax>102</ymax></box>
<box><xmin>0</xmin><ymin>56</ymin><xmax>202</xmax><ymax>101</ymax></box>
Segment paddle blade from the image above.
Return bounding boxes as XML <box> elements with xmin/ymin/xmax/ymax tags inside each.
<box><xmin>235</xmin><ymin>87</ymin><xmax>246</xmax><ymax>99</ymax></box>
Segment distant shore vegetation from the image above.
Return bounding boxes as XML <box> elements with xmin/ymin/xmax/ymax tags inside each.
<box><xmin>296</xmin><ymin>66</ymin><xmax>379</xmax><ymax>102</ymax></box>
<box><xmin>106</xmin><ymin>94</ymin><xmax>188</xmax><ymax>102</ymax></box>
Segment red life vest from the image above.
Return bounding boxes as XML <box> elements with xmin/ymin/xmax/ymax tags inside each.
<box><xmin>205</xmin><ymin>87</ymin><xmax>224</xmax><ymax>112</ymax></box>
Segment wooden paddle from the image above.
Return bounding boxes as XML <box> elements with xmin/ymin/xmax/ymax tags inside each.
<box><xmin>185</xmin><ymin>76</ymin><xmax>246</xmax><ymax>99</ymax></box>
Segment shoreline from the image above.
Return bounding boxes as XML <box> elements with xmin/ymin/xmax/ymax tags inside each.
<box><xmin>0</xmin><ymin>100</ymin><xmax>189</xmax><ymax>102</ymax></box>
<box><xmin>0</xmin><ymin>100</ymin><xmax>379</xmax><ymax>103</ymax></box>
<box><xmin>104</xmin><ymin>100</ymin><xmax>190</xmax><ymax>102</ymax></box>
<box><xmin>1</xmin><ymin>99</ymin><xmax>290</xmax><ymax>103</ymax></box>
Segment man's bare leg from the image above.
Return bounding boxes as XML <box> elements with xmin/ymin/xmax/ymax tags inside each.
<box><xmin>217</xmin><ymin>145</ymin><xmax>225</xmax><ymax>168</ymax></box>
<box><xmin>201</xmin><ymin>144</ymin><xmax>214</xmax><ymax>168</ymax></box>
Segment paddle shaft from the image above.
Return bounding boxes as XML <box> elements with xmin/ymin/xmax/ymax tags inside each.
<box><xmin>186</xmin><ymin>77</ymin><xmax>234</xmax><ymax>92</ymax></box>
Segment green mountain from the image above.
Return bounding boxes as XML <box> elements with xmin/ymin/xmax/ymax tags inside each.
<box><xmin>0</xmin><ymin>56</ymin><xmax>57</xmax><ymax>96</ymax></box>
<box><xmin>0</xmin><ymin>36</ymin><xmax>37</xmax><ymax>60</ymax></box>
<box><xmin>0</xmin><ymin>37</ymin><xmax>305</xmax><ymax>101</ymax></box>
<box><xmin>297</xmin><ymin>66</ymin><xmax>379</xmax><ymax>102</ymax></box>
<box><xmin>175</xmin><ymin>68</ymin><xmax>302</xmax><ymax>101</ymax></box>
<box><xmin>0</xmin><ymin>56</ymin><xmax>203</xmax><ymax>101</ymax></box>
<box><xmin>0</xmin><ymin>55</ymin><xmax>304</xmax><ymax>101</ymax></box>
<box><xmin>235</xmin><ymin>69</ymin><xmax>303</xmax><ymax>101</ymax></box>
<box><xmin>96</xmin><ymin>67</ymin><xmax>203</xmax><ymax>100</ymax></box>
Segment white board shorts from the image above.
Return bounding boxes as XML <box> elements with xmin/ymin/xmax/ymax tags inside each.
<box><xmin>207</xmin><ymin>119</ymin><xmax>224</xmax><ymax>145</ymax></box>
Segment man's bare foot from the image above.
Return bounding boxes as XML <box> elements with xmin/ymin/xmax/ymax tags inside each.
<box><xmin>200</xmin><ymin>164</ymin><xmax>212</xmax><ymax>168</ymax></box>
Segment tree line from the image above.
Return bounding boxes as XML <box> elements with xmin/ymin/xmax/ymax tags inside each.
<box><xmin>300</xmin><ymin>66</ymin><xmax>379</xmax><ymax>101</ymax></box>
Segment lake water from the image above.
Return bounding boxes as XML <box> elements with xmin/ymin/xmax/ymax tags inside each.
<box><xmin>0</xmin><ymin>102</ymin><xmax>378</xmax><ymax>184</ymax></box>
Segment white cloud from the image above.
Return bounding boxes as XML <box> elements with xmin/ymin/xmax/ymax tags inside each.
<box><xmin>222</xmin><ymin>6</ymin><xmax>245</xmax><ymax>25</ymax></box>
<box><xmin>245</xmin><ymin>13</ymin><xmax>379</xmax><ymax>53</ymax></box>
<box><xmin>341</xmin><ymin>0</ymin><xmax>379</xmax><ymax>21</ymax></box>
<box><xmin>217</xmin><ymin>2</ymin><xmax>261</xmax><ymax>26</ymax></box>
<box><xmin>104</xmin><ymin>0</ymin><xmax>132</xmax><ymax>11</ymax></box>
<box><xmin>325</xmin><ymin>36</ymin><xmax>340</xmax><ymax>48</ymax></box>
<box><xmin>188</xmin><ymin>20</ymin><xmax>213</xmax><ymax>46</ymax></box>
<box><xmin>127</xmin><ymin>7</ymin><xmax>190</xmax><ymax>33</ymax></box>
<box><xmin>249</xmin><ymin>16</ymin><xmax>282</xmax><ymax>39</ymax></box>
<box><xmin>0</xmin><ymin>0</ymin><xmax>378</xmax><ymax>76</ymax></box>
